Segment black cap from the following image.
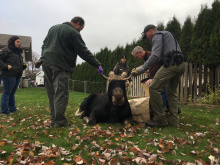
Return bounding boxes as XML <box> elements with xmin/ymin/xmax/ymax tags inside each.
<box><xmin>141</xmin><ymin>24</ymin><xmax>156</xmax><ymax>39</ymax></box>
<box><xmin>121</xmin><ymin>55</ymin><xmax>126</xmax><ymax>59</ymax></box>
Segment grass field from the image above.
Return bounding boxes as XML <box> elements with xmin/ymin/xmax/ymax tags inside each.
<box><xmin>0</xmin><ymin>87</ymin><xmax>219</xmax><ymax>164</ymax></box>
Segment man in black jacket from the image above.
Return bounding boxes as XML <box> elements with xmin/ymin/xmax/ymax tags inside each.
<box><xmin>40</xmin><ymin>16</ymin><xmax>103</xmax><ymax>127</ymax></box>
<box><xmin>111</xmin><ymin>55</ymin><xmax>129</xmax><ymax>78</ymax></box>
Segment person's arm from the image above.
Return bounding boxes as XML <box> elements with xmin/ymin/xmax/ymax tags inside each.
<box><xmin>113</xmin><ymin>63</ymin><xmax>119</xmax><ymax>75</ymax></box>
<box><xmin>73</xmin><ymin>33</ymin><xmax>100</xmax><ymax>69</ymax></box>
<box><xmin>149</xmin><ymin>61</ymin><xmax>161</xmax><ymax>79</ymax></box>
<box><xmin>41</xmin><ymin>26</ymin><xmax>54</xmax><ymax>57</ymax></box>
<box><xmin>0</xmin><ymin>50</ymin><xmax>8</xmax><ymax>70</ymax></box>
<box><xmin>137</xmin><ymin>34</ymin><xmax>163</xmax><ymax>74</ymax></box>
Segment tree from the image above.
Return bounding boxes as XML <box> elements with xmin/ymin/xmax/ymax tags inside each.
<box><xmin>26</xmin><ymin>51</ymin><xmax>41</xmax><ymax>78</ymax></box>
<box><xmin>209</xmin><ymin>0</ymin><xmax>220</xmax><ymax>65</ymax></box>
<box><xmin>179</xmin><ymin>16</ymin><xmax>194</xmax><ymax>61</ymax></box>
<box><xmin>191</xmin><ymin>3</ymin><xmax>217</xmax><ymax>65</ymax></box>
<box><xmin>165</xmin><ymin>16</ymin><xmax>182</xmax><ymax>41</ymax></box>
<box><xmin>157</xmin><ymin>21</ymin><xmax>165</xmax><ymax>31</ymax></box>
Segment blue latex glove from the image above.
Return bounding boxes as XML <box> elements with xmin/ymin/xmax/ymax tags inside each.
<box><xmin>97</xmin><ymin>66</ymin><xmax>103</xmax><ymax>75</ymax></box>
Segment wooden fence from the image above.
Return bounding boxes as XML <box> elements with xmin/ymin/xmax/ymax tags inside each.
<box><xmin>129</xmin><ymin>62</ymin><xmax>220</xmax><ymax>102</ymax></box>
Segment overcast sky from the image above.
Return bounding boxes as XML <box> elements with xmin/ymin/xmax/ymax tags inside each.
<box><xmin>1</xmin><ymin>0</ymin><xmax>214</xmax><ymax>64</ymax></box>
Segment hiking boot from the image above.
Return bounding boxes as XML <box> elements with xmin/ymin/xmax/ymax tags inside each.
<box><xmin>178</xmin><ymin>107</ymin><xmax>181</xmax><ymax>114</ymax></box>
<box><xmin>164</xmin><ymin>107</ymin><xmax>181</xmax><ymax>114</ymax></box>
<box><xmin>145</xmin><ymin>119</ymin><xmax>168</xmax><ymax>127</ymax></box>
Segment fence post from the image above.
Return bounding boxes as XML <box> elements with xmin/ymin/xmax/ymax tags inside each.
<box><xmin>204</xmin><ymin>66</ymin><xmax>208</xmax><ymax>94</ymax></box>
<box><xmin>198</xmin><ymin>64</ymin><xmax>203</xmax><ymax>100</ymax></box>
<box><xmin>184</xmin><ymin>62</ymin><xmax>188</xmax><ymax>102</ymax></box>
<box><xmin>215</xmin><ymin>64</ymin><xmax>220</xmax><ymax>94</ymax></box>
<box><xmin>72</xmin><ymin>80</ymin><xmax>74</xmax><ymax>91</ymax></box>
<box><xmin>84</xmin><ymin>81</ymin><xmax>87</xmax><ymax>93</ymax></box>
<box><xmin>189</xmin><ymin>63</ymin><xmax>193</xmax><ymax>102</ymax></box>
<box><xmin>209</xmin><ymin>67</ymin><xmax>214</xmax><ymax>92</ymax></box>
<box><xmin>193</xmin><ymin>62</ymin><xmax>197</xmax><ymax>102</ymax></box>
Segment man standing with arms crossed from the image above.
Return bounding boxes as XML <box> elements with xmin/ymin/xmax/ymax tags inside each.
<box><xmin>40</xmin><ymin>16</ymin><xmax>103</xmax><ymax>127</ymax></box>
<box><xmin>131</xmin><ymin>25</ymin><xmax>185</xmax><ymax>127</ymax></box>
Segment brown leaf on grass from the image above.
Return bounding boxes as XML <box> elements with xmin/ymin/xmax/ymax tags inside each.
<box><xmin>149</xmin><ymin>149</ymin><xmax>154</xmax><ymax>154</ymax></box>
<box><xmin>195</xmin><ymin>159</ymin><xmax>207</xmax><ymax>165</ymax></box>
<box><xmin>0</xmin><ymin>141</ymin><xmax>6</xmax><ymax>146</ymax></box>
<box><xmin>167</xmin><ymin>141</ymin><xmax>175</xmax><ymax>150</ymax></box>
<box><xmin>115</xmin><ymin>137</ymin><xmax>120</xmax><ymax>141</ymax></box>
<box><xmin>159</xmin><ymin>139</ymin><xmax>165</xmax><ymax>149</ymax></box>
<box><xmin>128</xmin><ymin>146</ymin><xmax>140</xmax><ymax>155</ymax></box>
<box><xmin>109</xmin><ymin>158</ymin><xmax>119</xmax><ymax>165</ymax></box>
<box><xmin>8</xmin><ymin>156</ymin><xmax>13</xmax><ymax>165</ymax></box>
<box><xmin>0</xmin><ymin>125</ymin><xmax>8</xmax><ymax>129</ymax></box>
<box><xmin>72</xmin><ymin>144</ymin><xmax>79</xmax><ymax>150</ymax></box>
<box><xmin>171</xmin><ymin>150</ymin><xmax>177</xmax><ymax>156</ymax></box>
<box><xmin>132</xmin><ymin>157</ymin><xmax>147</xmax><ymax>164</ymax></box>
<box><xmin>74</xmin><ymin>155</ymin><xmax>84</xmax><ymax>164</ymax></box>
<box><xmin>44</xmin><ymin>160</ymin><xmax>56</xmax><ymax>165</ymax></box>
<box><xmin>148</xmin><ymin>154</ymin><xmax>157</xmax><ymax>161</ymax></box>
<box><xmin>29</xmin><ymin>151</ymin><xmax>34</xmax><ymax>157</ymax></box>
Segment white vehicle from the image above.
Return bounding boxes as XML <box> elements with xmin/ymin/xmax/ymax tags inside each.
<box><xmin>35</xmin><ymin>71</ymin><xmax>44</xmax><ymax>86</ymax></box>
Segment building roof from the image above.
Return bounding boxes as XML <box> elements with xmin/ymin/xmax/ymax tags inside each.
<box><xmin>0</xmin><ymin>33</ymin><xmax>32</xmax><ymax>61</ymax></box>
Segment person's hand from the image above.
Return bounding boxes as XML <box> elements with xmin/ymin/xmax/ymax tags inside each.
<box><xmin>144</xmin><ymin>70</ymin><xmax>149</xmax><ymax>76</ymax></box>
<box><xmin>97</xmin><ymin>66</ymin><xmax>103</xmax><ymax>75</ymax></box>
<box><xmin>8</xmin><ymin>65</ymin><xmax>12</xmax><ymax>70</ymax></box>
<box><xmin>145</xmin><ymin>79</ymin><xmax>152</xmax><ymax>86</ymax></box>
<box><xmin>131</xmin><ymin>68</ymin><xmax>139</xmax><ymax>76</ymax></box>
<box><xmin>23</xmin><ymin>63</ymin><xmax>27</xmax><ymax>70</ymax></box>
<box><xmin>35</xmin><ymin>60</ymin><xmax>43</xmax><ymax>68</ymax></box>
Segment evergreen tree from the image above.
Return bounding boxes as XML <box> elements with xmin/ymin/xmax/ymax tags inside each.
<box><xmin>157</xmin><ymin>21</ymin><xmax>165</xmax><ymax>31</ymax></box>
<box><xmin>179</xmin><ymin>16</ymin><xmax>194</xmax><ymax>61</ymax></box>
<box><xmin>166</xmin><ymin>15</ymin><xmax>182</xmax><ymax>41</ymax></box>
<box><xmin>191</xmin><ymin>3</ymin><xmax>217</xmax><ymax>65</ymax></box>
<box><xmin>209</xmin><ymin>0</ymin><xmax>220</xmax><ymax>65</ymax></box>
<box><xmin>71</xmin><ymin>1</ymin><xmax>220</xmax><ymax>84</ymax></box>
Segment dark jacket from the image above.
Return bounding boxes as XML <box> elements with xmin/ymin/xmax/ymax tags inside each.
<box><xmin>40</xmin><ymin>22</ymin><xmax>100</xmax><ymax>73</ymax></box>
<box><xmin>113</xmin><ymin>62</ymin><xmax>129</xmax><ymax>76</ymax></box>
<box><xmin>144</xmin><ymin>51</ymin><xmax>161</xmax><ymax>79</ymax></box>
<box><xmin>0</xmin><ymin>47</ymin><xmax>24</xmax><ymax>78</ymax></box>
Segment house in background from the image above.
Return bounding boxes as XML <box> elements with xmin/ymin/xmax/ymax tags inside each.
<box><xmin>0</xmin><ymin>33</ymin><xmax>32</xmax><ymax>87</ymax></box>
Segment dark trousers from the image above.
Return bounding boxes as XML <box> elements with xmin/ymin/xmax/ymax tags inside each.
<box><xmin>0</xmin><ymin>77</ymin><xmax>21</xmax><ymax>114</ymax></box>
<box><xmin>149</xmin><ymin>63</ymin><xmax>185</xmax><ymax>126</ymax></box>
<box><xmin>42</xmin><ymin>62</ymin><xmax>69</xmax><ymax>127</ymax></box>
<box><xmin>161</xmin><ymin>88</ymin><xmax>169</xmax><ymax>110</ymax></box>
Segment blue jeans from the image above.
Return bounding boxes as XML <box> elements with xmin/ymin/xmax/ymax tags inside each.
<box><xmin>161</xmin><ymin>88</ymin><xmax>169</xmax><ymax>110</ymax></box>
<box><xmin>0</xmin><ymin>77</ymin><xmax>21</xmax><ymax>114</ymax></box>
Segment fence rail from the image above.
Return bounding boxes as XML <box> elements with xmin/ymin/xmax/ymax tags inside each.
<box><xmin>69</xmin><ymin>62</ymin><xmax>220</xmax><ymax>102</ymax></box>
<box><xmin>130</xmin><ymin>62</ymin><xmax>220</xmax><ymax>102</ymax></box>
<box><xmin>69</xmin><ymin>80</ymin><xmax>106</xmax><ymax>93</ymax></box>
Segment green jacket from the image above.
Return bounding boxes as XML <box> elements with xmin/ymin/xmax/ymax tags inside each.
<box><xmin>0</xmin><ymin>47</ymin><xmax>24</xmax><ymax>78</ymax></box>
<box><xmin>40</xmin><ymin>22</ymin><xmax>101</xmax><ymax>73</ymax></box>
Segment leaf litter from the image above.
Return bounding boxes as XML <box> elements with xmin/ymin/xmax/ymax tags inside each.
<box><xmin>0</xmin><ymin>104</ymin><xmax>219</xmax><ymax>164</ymax></box>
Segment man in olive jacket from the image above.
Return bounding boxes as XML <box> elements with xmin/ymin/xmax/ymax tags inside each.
<box><xmin>40</xmin><ymin>16</ymin><xmax>103</xmax><ymax>127</ymax></box>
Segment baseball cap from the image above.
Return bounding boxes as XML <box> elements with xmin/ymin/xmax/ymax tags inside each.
<box><xmin>121</xmin><ymin>55</ymin><xmax>126</xmax><ymax>59</ymax></box>
<box><xmin>141</xmin><ymin>24</ymin><xmax>156</xmax><ymax>39</ymax></box>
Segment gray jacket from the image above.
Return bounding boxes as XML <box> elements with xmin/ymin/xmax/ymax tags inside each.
<box><xmin>137</xmin><ymin>31</ymin><xmax>182</xmax><ymax>74</ymax></box>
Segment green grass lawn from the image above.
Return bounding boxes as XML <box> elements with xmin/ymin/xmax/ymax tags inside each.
<box><xmin>0</xmin><ymin>87</ymin><xmax>219</xmax><ymax>164</ymax></box>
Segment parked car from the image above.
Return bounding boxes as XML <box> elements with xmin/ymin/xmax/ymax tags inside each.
<box><xmin>35</xmin><ymin>71</ymin><xmax>44</xmax><ymax>87</ymax></box>
<box><xmin>29</xmin><ymin>78</ymin><xmax>36</xmax><ymax>87</ymax></box>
